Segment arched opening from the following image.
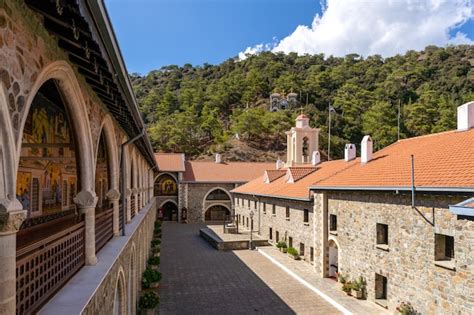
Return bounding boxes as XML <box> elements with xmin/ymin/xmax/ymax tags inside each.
<box><xmin>114</xmin><ymin>271</ymin><xmax>126</xmax><ymax>315</ymax></box>
<box><xmin>128</xmin><ymin>248</ymin><xmax>136</xmax><ymax>315</ymax></box>
<box><xmin>94</xmin><ymin>132</ymin><xmax>114</xmax><ymax>252</ymax></box>
<box><xmin>205</xmin><ymin>188</ymin><xmax>230</xmax><ymax>202</ymax></box>
<box><xmin>154</xmin><ymin>173</ymin><xmax>177</xmax><ymax>196</ymax></box>
<box><xmin>328</xmin><ymin>239</ymin><xmax>339</xmax><ymax>278</ymax></box>
<box><xmin>130</xmin><ymin>157</ymin><xmax>136</xmax><ymax>219</ymax></box>
<box><xmin>159</xmin><ymin>200</ymin><xmax>178</xmax><ymax>221</ymax></box>
<box><xmin>15</xmin><ymin>78</ymin><xmax>88</xmax><ymax>314</ymax></box>
<box><xmin>302</xmin><ymin>136</ymin><xmax>309</xmax><ymax>162</ymax></box>
<box><xmin>16</xmin><ymin>79</ymin><xmax>81</xmax><ymax>245</ymax></box>
<box><xmin>205</xmin><ymin>205</ymin><xmax>231</xmax><ymax>221</ymax></box>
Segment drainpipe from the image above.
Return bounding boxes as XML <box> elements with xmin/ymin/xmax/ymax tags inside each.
<box><xmin>120</xmin><ymin>130</ymin><xmax>145</xmax><ymax>236</ymax></box>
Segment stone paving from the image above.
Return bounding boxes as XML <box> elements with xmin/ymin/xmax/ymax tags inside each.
<box><xmin>158</xmin><ymin>222</ymin><xmax>338</xmax><ymax>314</ymax></box>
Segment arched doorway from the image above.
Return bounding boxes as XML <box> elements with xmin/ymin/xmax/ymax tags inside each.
<box><xmin>328</xmin><ymin>239</ymin><xmax>339</xmax><ymax>278</ymax></box>
<box><xmin>205</xmin><ymin>205</ymin><xmax>231</xmax><ymax>221</ymax></box>
<box><xmin>160</xmin><ymin>201</ymin><xmax>178</xmax><ymax>221</ymax></box>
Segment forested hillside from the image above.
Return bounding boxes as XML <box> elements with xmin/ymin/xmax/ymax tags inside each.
<box><xmin>132</xmin><ymin>45</ymin><xmax>474</xmax><ymax>161</ymax></box>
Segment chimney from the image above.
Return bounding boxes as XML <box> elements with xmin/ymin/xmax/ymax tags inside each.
<box><xmin>361</xmin><ymin>136</ymin><xmax>373</xmax><ymax>164</ymax></box>
<box><xmin>311</xmin><ymin>151</ymin><xmax>320</xmax><ymax>166</ymax></box>
<box><xmin>457</xmin><ymin>101</ymin><xmax>474</xmax><ymax>131</ymax></box>
<box><xmin>344</xmin><ymin>144</ymin><xmax>356</xmax><ymax>161</ymax></box>
<box><xmin>276</xmin><ymin>159</ymin><xmax>284</xmax><ymax>169</ymax></box>
<box><xmin>215</xmin><ymin>153</ymin><xmax>222</xmax><ymax>164</ymax></box>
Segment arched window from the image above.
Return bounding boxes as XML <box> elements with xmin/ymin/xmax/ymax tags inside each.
<box><xmin>302</xmin><ymin>137</ymin><xmax>309</xmax><ymax>159</ymax></box>
<box><xmin>206</xmin><ymin>189</ymin><xmax>230</xmax><ymax>201</ymax></box>
<box><xmin>17</xmin><ymin>79</ymin><xmax>78</xmax><ymax>219</ymax></box>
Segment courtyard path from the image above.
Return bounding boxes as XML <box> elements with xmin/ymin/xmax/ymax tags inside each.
<box><xmin>158</xmin><ymin>222</ymin><xmax>339</xmax><ymax>314</ymax></box>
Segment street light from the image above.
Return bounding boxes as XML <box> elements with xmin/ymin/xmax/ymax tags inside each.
<box><xmin>249</xmin><ymin>210</ymin><xmax>254</xmax><ymax>250</ymax></box>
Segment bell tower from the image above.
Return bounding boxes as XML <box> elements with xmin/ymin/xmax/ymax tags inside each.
<box><xmin>286</xmin><ymin>114</ymin><xmax>320</xmax><ymax>166</ymax></box>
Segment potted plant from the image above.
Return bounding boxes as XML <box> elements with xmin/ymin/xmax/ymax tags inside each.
<box><xmin>337</xmin><ymin>273</ymin><xmax>347</xmax><ymax>284</ymax></box>
<box><xmin>276</xmin><ymin>241</ymin><xmax>287</xmax><ymax>253</ymax></box>
<box><xmin>351</xmin><ymin>276</ymin><xmax>365</xmax><ymax>299</ymax></box>
<box><xmin>287</xmin><ymin>247</ymin><xmax>300</xmax><ymax>260</ymax></box>
<box><xmin>396</xmin><ymin>302</ymin><xmax>416</xmax><ymax>315</ymax></box>
<box><xmin>342</xmin><ymin>281</ymin><xmax>352</xmax><ymax>295</ymax></box>
<box><xmin>148</xmin><ymin>256</ymin><xmax>160</xmax><ymax>270</ymax></box>
<box><xmin>151</xmin><ymin>239</ymin><xmax>161</xmax><ymax>247</ymax></box>
<box><xmin>142</xmin><ymin>268</ymin><xmax>162</xmax><ymax>289</ymax></box>
<box><xmin>139</xmin><ymin>291</ymin><xmax>159</xmax><ymax>314</ymax></box>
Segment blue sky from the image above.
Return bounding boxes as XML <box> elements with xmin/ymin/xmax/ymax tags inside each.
<box><xmin>106</xmin><ymin>0</ymin><xmax>474</xmax><ymax>75</ymax></box>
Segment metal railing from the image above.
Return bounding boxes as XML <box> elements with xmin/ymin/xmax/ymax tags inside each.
<box><xmin>95</xmin><ymin>207</ymin><xmax>114</xmax><ymax>253</ymax></box>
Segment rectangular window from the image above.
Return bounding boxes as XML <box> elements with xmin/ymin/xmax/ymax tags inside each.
<box><xmin>286</xmin><ymin>206</ymin><xmax>290</xmax><ymax>219</ymax></box>
<box><xmin>376</xmin><ymin>223</ymin><xmax>389</xmax><ymax>245</ymax></box>
<box><xmin>247</xmin><ymin>199</ymin><xmax>250</xmax><ymax>208</ymax></box>
<box><xmin>263</xmin><ymin>202</ymin><xmax>266</xmax><ymax>214</ymax></box>
<box><xmin>375</xmin><ymin>273</ymin><xmax>387</xmax><ymax>300</ymax></box>
<box><xmin>288</xmin><ymin>237</ymin><xmax>293</xmax><ymax>248</ymax></box>
<box><xmin>435</xmin><ymin>234</ymin><xmax>455</xmax><ymax>261</ymax></box>
<box><xmin>310</xmin><ymin>247</ymin><xmax>314</xmax><ymax>262</ymax></box>
<box><xmin>269</xmin><ymin>227</ymin><xmax>273</xmax><ymax>240</ymax></box>
<box><xmin>236</xmin><ymin>198</ymin><xmax>239</xmax><ymax>206</ymax></box>
<box><xmin>329</xmin><ymin>214</ymin><xmax>337</xmax><ymax>231</ymax></box>
<box><xmin>276</xmin><ymin>231</ymin><xmax>279</xmax><ymax>242</ymax></box>
<box><xmin>300</xmin><ymin>243</ymin><xmax>305</xmax><ymax>256</ymax></box>
<box><xmin>246</xmin><ymin>217</ymin><xmax>249</xmax><ymax>227</ymax></box>
<box><xmin>272</xmin><ymin>204</ymin><xmax>276</xmax><ymax>215</ymax></box>
<box><xmin>304</xmin><ymin>209</ymin><xmax>309</xmax><ymax>223</ymax></box>
<box><xmin>254</xmin><ymin>200</ymin><xmax>257</xmax><ymax>209</ymax></box>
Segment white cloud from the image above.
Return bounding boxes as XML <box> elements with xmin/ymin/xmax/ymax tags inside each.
<box><xmin>240</xmin><ymin>0</ymin><xmax>474</xmax><ymax>59</ymax></box>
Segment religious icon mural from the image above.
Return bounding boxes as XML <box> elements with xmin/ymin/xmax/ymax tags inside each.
<box><xmin>17</xmin><ymin>80</ymin><xmax>78</xmax><ymax>217</ymax></box>
<box><xmin>95</xmin><ymin>133</ymin><xmax>110</xmax><ymax>211</ymax></box>
<box><xmin>155</xmin><ymin>174</ymin><xmax>177</xmax><ymax>195</ymax></box>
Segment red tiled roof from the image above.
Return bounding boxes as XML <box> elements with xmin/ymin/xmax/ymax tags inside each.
<box><xmin>155</xmin><ymin>153</ymin><xmax>185</xmax><ymax>172</ymax></box>
<box><xmin>264</xmin><ymin>170</ymin><xmax>286</xmax><ymax>183</ymax></box>
<box><xmin>182</xmin><ymin>161</ymin><xmax>274</xmax><ymax>183</ymax></box>
<box><xmin>232</xmin><ymin>160</ymin><xmax>351</xmax><ymax>199</ymax></box>
<box><xmin>312</xmin><ymin>129</ymin><xmax>474</xmax><ymax>190</ymax></box>
<box><xmin>288</xmin><ymin>167</ymin><xmax>317</xmax><ymax>182</ymax></box>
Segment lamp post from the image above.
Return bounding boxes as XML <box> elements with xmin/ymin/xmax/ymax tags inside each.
<box><xmin>249</xmin><ymin>210</ymin><xmax>254</xmax><ymax>250</ymax></box>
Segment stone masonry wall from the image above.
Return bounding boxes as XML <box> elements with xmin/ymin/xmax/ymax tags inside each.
<box><xmin>186</xmin><ymin>183</ymin><xmax>235</xmax><ymax>223</ymax></box>
<box><xmin>233</xmin><ymin>194</ymin><xmax>315</xmax><ymax>262</ymax></box>
<box><xmin>322</xmin><ymin>191</ymin><xmax>474</xmax><ymax>314</ymax></box>
<box><xmin>82</xmin><ymin>201</ymin><xmax>157</xmax><ymax>314</ymax></box>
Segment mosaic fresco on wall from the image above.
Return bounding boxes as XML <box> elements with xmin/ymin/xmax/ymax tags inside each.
<box><xmin>17</xmin><ymin>89</ymin><xmax>77</xmax><ymax>216</ymax></box>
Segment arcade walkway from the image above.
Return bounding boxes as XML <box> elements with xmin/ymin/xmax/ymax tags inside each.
<box><xmin>158</xmin><ymin>222</ymin><xmax>339</xmax><ymax>314</ymax></box>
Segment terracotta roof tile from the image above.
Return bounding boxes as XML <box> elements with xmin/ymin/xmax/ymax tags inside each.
<box><xmin>182</xmin><ymin>161</ymin><xmax>274</xmax><ymax>183</ymax></box>
<box><xmin>232</xmin><ymin>160</ymin><xmax>350</xmax><ymax>199</ymax></box>
<box><xmin>155</xmin><ymin>153</ymin><xmax>186</xmax><ymax>172</ymax></box>
<box><xmin>287</xmin><ymin>167</ymin><xmax>317</xmax><ymax>182</ymax></box>
<box><xmin>313</xmin><ymin>129</ymin><xmax>474</xmax><ymax>189</ymax></box>
<box><xmin>264</xmin><ymin>170</ymin><xmax>286</xmax><ymax>183</ymax></box>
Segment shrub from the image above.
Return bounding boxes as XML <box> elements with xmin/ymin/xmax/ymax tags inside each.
<box><xmin>151</xmin><ymin>239</ymin><xmax>161</xmax><ymax>247</ymax></box>
<box><xmin>142</xmin><ymin>268</ymin><xmax>162</xmax><ymax>289</ymax></box>
<box><xmin>276</xmin><ymin>241</ymin><xmax>287</xmax><ymax>249</ymax></box>
<box><xmin>148</xmin><ymin>256</ymin><xmax>160</xmax><ymax>266</ymax></box>
<box><xmin>396</xmin><ymin>302</ymin><xmax>416</xmax><ymax>315</ymax></box>
<box><xmin>287</xmin><ymin>246</ymin><xmax>299</xmax><ymax>257</ymax></box>
<box><xmin>342</xmin><ymin>281</ymin><xmax>352</xmax><ymax>294</ymax></box>
<box><xmin>154</xmin><ymin>221</ymin><xmax>161</xmax><ymax>229</ymax></box>
<box><xmin>152</xmin><ymin>245</ymin><xmax>161</xmax><ymax>254</ymax></box>
<box><xmin>351</xmin><ymin>276</ymin><xmax>366</xmax><ymax>291</ymax></box>
<box><xmin>139</xmin><ymin>291</ymin><xmax>159</xmax><ymax>309</ymax></box>
<box><xmin>337</xmin><ymin>273</ymin><xmax>347</xmax><ymax>284</ymax></box>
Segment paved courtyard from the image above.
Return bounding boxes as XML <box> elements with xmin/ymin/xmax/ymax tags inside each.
<box><xmin>158</xmin><ymin>222</ymin><xmax>385</xmax><ymax>315</ymax></box>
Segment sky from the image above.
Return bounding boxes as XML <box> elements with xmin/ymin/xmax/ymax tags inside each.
<box><xmin>106</xmin><ymin>0</ymin><xmax>474</xmax><ymax>75</ymax></box>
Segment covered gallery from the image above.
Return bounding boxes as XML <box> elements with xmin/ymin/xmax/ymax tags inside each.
<box><xmin>0</xmin><ymin>0</ymin><xmax>158</xmax><ymax>314</ymax></box>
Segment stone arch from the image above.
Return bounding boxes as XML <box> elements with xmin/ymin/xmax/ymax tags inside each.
<box><xmin>18</xmin><ymin>60</ymin><xmax>95</xmax><ymax>195</ymax></box>
<box><xmin>128</xmin><ymin>243</ymin><xmax>137</xmax><ymax>315</ymax></box>
<box><xmin>97</xmin><ymin>115</ymin><xmax>119</xmax><ymax>192</ymax></box>
<box><xmin>328</xmin><ymin>236</ymin><xmax>340</xmax><ymax>278</ymax></box>
<box><xmin>202</xmin><ymin>187</ymin><xmax>233</xmax><ymax>205</ymax></box>
<box><xmin>0</xmin><ymin>82</ymin><xmax>18</xmax><ymax>203</ymax></box>
<box><xmin>113</xmin><ymin>267</ymin><xmax>127</xmax><ymax>315</ymax></box>
<box><xmin>203</xmin><ymin>203</ymin><xmax>231</xmax><ymax>221</ymax></box>
<box><xmin>159</xmin><ymin>199</ymin><xmax>178</xmax><ymax>209</ymax></box>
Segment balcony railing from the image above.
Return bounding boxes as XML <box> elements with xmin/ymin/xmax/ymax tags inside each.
<box><xmin>16</xmin><ymin>221</ymin><xmax>85</xmax><ymax>315</ymax></box>
<box><xmin>95</xmin><ymin>207</ymin><xmax>114</xmax><ymax>253</ymax></box>
<box><xmin>130</xmin><ymin>194</ymin><xmax>136</xmax><ymax>219</ymax></box>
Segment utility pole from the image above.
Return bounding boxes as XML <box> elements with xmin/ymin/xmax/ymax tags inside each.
<box><xmin>328</xmin><ymin>103</ymin><xmax>335</xmax><ymax>160</ymax></box>
<box><xmin>397</xmin><ymin>100</ymin><xmax>401</xmax><ymax>141</ymax></box>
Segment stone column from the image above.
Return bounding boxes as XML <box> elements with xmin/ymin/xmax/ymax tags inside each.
<box><xmin>74</xmin><ymin>190</ymin><xmax>98</xmax><ymax>265</ymax></box>
<box><xmin>106</xmin><ymin>189</ymin><xmax>121</xmax><ymax>236</ymax></box>
<box><xmin>126</xmin><ymin>188</ymin><xmax>132</xmax><ymax>223</ymax></box>
<box><xmin>132</xmin><ymin>188</ymin><xmax>138</xmax><ymax>215</ymax></box>
<box><xmin>0</xmin><ymin>199</ymin><xmax>26</xmax><ymax>315</ymax></box>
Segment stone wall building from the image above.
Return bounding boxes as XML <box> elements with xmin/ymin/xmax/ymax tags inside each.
<box><xmin>0</xmin><ymin>1</ymin><xmax>158</xmax><ymax>314</ymax></box>
<box><xmin>232</xmin><ymin>103</ymin><xmax>474</xmax><ymax>314</ymax></box>
<box><xmin>154</xmin><ymin>153</ymin><xmax>273</xmax><ymax>223</ymax></box>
